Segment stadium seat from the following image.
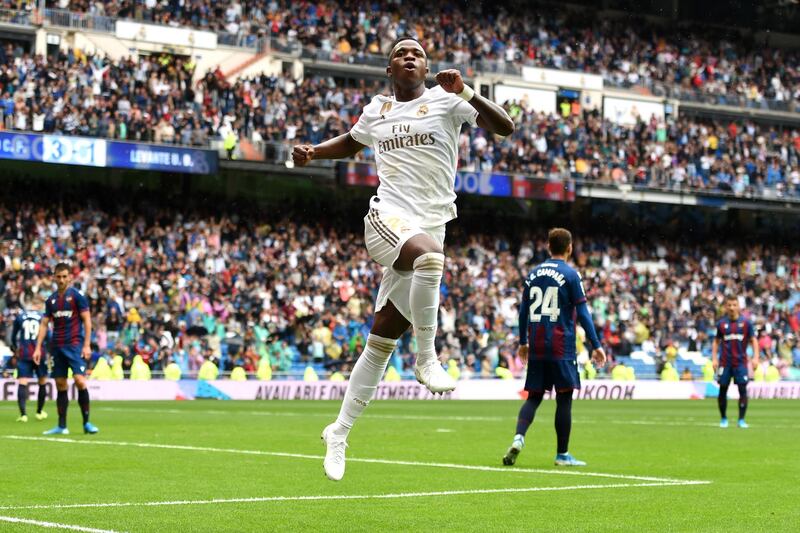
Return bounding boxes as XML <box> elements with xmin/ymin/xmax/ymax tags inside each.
<box><xmin>164</xmin><ymin>363</ymin><xmax>182</xmax><ymax>381</ymax></box>
<box><xmin>384</xmin><ymin>366</ymin><xmax>401</xmax><ymax>382</ymax></box>
<box><xmin>611</xmin><ymin>364</ymin><xmax>627</xmax><ymax>381</ymax></box>
<box><xmin>495</xmin><ymin>367</ymin><xmax>513</xmax><ymax>379</ymax></box>
<box><xmin>583</xmin><ymin>361</ymin><xmax>597</xmax><ymax>380</ymax></box>
<box><xmin>303</xmin><ymin>366</ymin><xmax>319</xmax><ymax>382</ymax></box>
<box><xmin>111</xmin><ymin>356</ymin><xmax>125</xmax><ymax>381</ymax></box>
<box><xmin>702</xmin><ymin>361</ymin><xmax>715</xmax><ymax>382</ymax></box>
<box><xmin>198</xmin><ymin>360</ymin><xmax>220</xmax><ymax>381</ymax></box>
<box><xmin>660</xmin><ymin>362</ymin><xmax>680</xmax><ymax>381</ymax></box>
<box><xmin>256</xmin><ymin>359</ymin><xmax>272</xmax><ymax>381</ymax></box>
<box><xmin>130</xmin><ymin>356</ymin><xmax>152</xmax><ymax>381</ymax></box>
<box><xmin>90</xmin><ymin>358</ymin><xmax>112</xmax><ymax>380</ymax></box>
<box><xmin>230</xmin><ymin>367</ymin><xmax>247</xmax><ymax>381</ymax></box>
<box><xmin>447</xmin><ymin>359</ymin><xmax>461</xmax><ymax>380</ymax></box>
<box><xmin>766</xmin><ymin>365</ymin><xmax>781</xmax><ymax>382</ymax></box>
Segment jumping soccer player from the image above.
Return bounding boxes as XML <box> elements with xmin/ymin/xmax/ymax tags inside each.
<box><xmin>712</xmin><ymin>295</ymin><xmax>759</xmax><ymax>429</ymax></box>
<box><xmin>12</xmin><ymin>296</ymin><xmax>49</xmax><ymax>422</ymax></box>
<box><xmin>33</xmin><ymin>263</ymin><xmax>99</xmax><ymax>435</ymax></box>
<box><xmin>503</xmin><ymin>228</ymin><xmax>605</xmax><ymax>467</ymax></box>
<box><xmin>292</xmin><ymin>36</ymin><xmax>514</xmax><ymax>480</ymax></box>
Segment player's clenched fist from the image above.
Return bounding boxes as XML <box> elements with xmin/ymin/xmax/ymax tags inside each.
<box><xmin>435</xmin><ymin>69</ymin><xmax>465</xmax><ymax>94</ymax></box>
<box><xmin>292</xmin><ymin>144</ymin><xmax>315</xmax><ymax>167</ymax></box>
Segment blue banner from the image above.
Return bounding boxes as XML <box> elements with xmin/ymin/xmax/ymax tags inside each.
<box><xmin>337</xmin><ymin>161</ymin><xmax>574</xmax><ymax>202</ymax></box>
<box><xmin>0</xmin><ymin>132</ymin><xmax>106</xmax><ymax>167</ymax></box>
<box><xmin>0</xmin><ymin>131</ymin><xmax>217</xmax><ymax>174</ymax></box>
<box><xmin>453</xmin><ymin>171</ymin><xmax>512</xmax><ymax>197</ymax></box>
<box><xmin>106</xmin><ymin>141</ymin><xmax>217</xmax><ymax>174</ymax></box>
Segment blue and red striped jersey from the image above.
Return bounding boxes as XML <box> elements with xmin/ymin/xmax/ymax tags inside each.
<box><xmin>45</xmin><ymin>287</ymin><xmax>90</xmax><ymax>348</ymax></box>
<box><xmin>12</xmin><ymin>311</ymin><xmax>43</xmax><ymax>360</ymax></box>
<box><xmin>518</xmin><ymin>259</ymin><xmax>588</xmax><ymax>361</ymax></box>
<box><xmin>716</xmin><ymin>317</ymin><xmax>754</xmax><ymax>368</ymax></box>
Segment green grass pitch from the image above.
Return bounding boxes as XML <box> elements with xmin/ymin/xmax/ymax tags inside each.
<box><xmin>1</xmin><ymin>399</ymin><xmax>798</xmax><ymax>532</ymax></box>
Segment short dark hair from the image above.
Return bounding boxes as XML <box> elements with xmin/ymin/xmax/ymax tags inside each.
<box><xmin>726</xmin><ymin>294</ymin><xmax>740</xmax><ymax>303</ymax></box>
<box><xmin>548</xmin><ymin>228</ymin><xmax>572</xmax><ymax>256</ymax></box>
<box><xmin>54</xmin><ymin>262</ymin><xmax>70</xmax><ymax>274</ymax></box>
<box><xmin>388</xmin><ymin>36</ymin><xmax>425</xmax><ymax>59</ymax></box>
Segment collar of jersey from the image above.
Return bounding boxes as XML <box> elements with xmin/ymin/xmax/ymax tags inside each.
<box><xmin>387</xmin><ymin>87</ymin><xmax>429</xmax><ymax>104</ymax></box>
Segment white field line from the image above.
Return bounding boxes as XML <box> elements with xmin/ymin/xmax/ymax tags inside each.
<box><xmin>96</xmin><ymin>406</ymin><xmax>504</xmax><ymax>422</ymax></box>
<box><xmin>93</xmin><ymin>407</ymin><xmax>800</xmax><ymax>428</ymax></box>
<box><xmin>583</xmin><ymin>419</ymin><xmax>800</xmax><ymax>429</ymax></box>
<box><xmin>3</xmin><ymin>435</ymin><xmax>708</xmax><ymax>484</ymax></box>
<box><xmin>0</xmin><ymin>481</ymin><xmax>708</xmax><ymax>512</ymax></box>
<box><xmin>0</xmin><ymin>515</ymin><xmax>123</xmax><ymax>533</ymax></box>
<box><xmin>3</xmin><ymin>405</ymin><xmax>798</xmax><ymax>427</ymax></box>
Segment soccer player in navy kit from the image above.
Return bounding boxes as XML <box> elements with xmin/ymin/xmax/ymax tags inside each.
<box><xmin>712</xmin><ymin>295</ymin><xmax>759</xmax><ymax>428</ymax></box>
<box><xmin>33</xmin><ymin>263</ymin><xmax>99</xmax><ymax>435</ymax></box>
<box><xmin>12</xmin><ymin>296</ymin><xmax>49</xmax><ymax>422</ymax></box>
<box><xmin>503</xmin><ymin>229</ymin><xmax>605</xmax><ymax>467</ymax></box>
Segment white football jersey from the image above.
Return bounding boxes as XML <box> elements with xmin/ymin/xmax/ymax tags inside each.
<box><xmin>349</xmin><ymin>85</ymin><xmax>478</xmax><ymax>227</ymax></box>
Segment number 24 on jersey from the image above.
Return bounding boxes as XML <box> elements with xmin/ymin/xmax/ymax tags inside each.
<box><xmin>529</xmin><ymin>286</ymin><xmax>561</xmax><ymax>322</ymax></box>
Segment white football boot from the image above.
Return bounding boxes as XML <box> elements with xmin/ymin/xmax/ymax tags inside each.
<box><xmin>321</xmin><ymin>423</ymin><xmax>348</xmax><ymax>481</ymax></box>
<box><xmin>414</xmin><ymin>360</ymin><xmax>456</xmax><ymax>394</ymax></box>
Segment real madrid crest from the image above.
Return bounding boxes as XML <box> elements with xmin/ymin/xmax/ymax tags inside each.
<box><xmin>416</xmin><ymin>104</ymin><xmax>429</xmax><ymax>117</ymax></box>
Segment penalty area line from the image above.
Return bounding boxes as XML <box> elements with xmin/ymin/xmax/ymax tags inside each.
<box><xmin>0</xmin><ymin>481</ymin><xmax>710</xmax><ymax>511</ymax></box>
<box><xmin>0</xmin><ymin>515</ymin><xmax>123</xmax><ymax>533</ymax></box>
<box><xmin>3</xmin><ymin>435</ymin><xmax>710</xmax><ymax>485</ymax></box>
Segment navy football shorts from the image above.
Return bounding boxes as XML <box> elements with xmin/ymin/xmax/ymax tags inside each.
<box><xmin>17</xmin><ymin>359</ymin><xmax>48</xmax><ymax>379</ymax></box>
<box><xmin>717</xmin><ymin>365</ymin><xmax>748</xmax><ymax>386</ymax></box>
<box><xmin>524</xmin><ymin>360</ymin><xmax>581</xmax><ymax>393</ymax></box>
<box><xmin>51</xmin><ymin>346</ymin><xmax>87</xmax><ymax>378</ymax></box>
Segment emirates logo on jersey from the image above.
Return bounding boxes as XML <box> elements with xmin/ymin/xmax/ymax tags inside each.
<box><xmin>378</xmin><ymin>123</ymin><xmax>436</xmax><ymax>154</ymax></box>
<box><xmin>416</xmin><ymin>104</ymin><xmax>429</xmax><ymax>117</ymax></box>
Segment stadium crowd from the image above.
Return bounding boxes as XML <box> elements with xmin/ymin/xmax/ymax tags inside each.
<box><xmin>44</xmin><ymin>0</ymin><xmax>800</xmax><ymax>107</ymax></box>
<box><xmin>0</xmin><ymin>44</ymin><xmax>380</xmax><ymax>152</ymax></box>
<box><xmin>1</xmin><ymin>196</ymin><xmax>799</xmax><ymax>380</ymax></box>
<box><xmin>0</xmin><ymin>45</ymin><xmax>797</xmax><ymax>198</ymax></box>
<box><xmin>466</xmin><ymin>106</ymin><xmax>800</xmax><ymax>198</ymax></box>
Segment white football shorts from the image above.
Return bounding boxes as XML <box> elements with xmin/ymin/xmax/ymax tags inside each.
<box><xmin>363</xmin><ymin>207</ymin><xmax>445</xmax><ymax>323</ymax></box>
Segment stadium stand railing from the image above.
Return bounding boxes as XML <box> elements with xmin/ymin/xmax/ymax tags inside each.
<box><xmin>0</xmin><ymin>8</ymin><xmax>34</xmax><ymax>26</ymax></box>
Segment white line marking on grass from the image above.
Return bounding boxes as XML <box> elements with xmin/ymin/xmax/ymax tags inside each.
<box><xmin>71</xmin><ymin>407</ymin><xmax>800</xmax><ymax>428</ymax></box>
<box><xmin>3</xmin><ymin>436</ymin><xmax>708</xmax><ymax>484</ymax></box>
<box><xmin>0</xmin><ymin>515</ymin><xmax>123</xmax><ymax>532</ymax></box>
<box><xmin>580</xmin><ymin>419</ymin><xmax>800</xmax><ymax>429</ymax></box>
<box><xmin>0</xmin><ymin>481</ymin><xmax>709</xmax><ymax>512</ymax></box>
<box><xmin>97</xmin><ymin>406</ymin><xmax>504</xmax><ymax>422</ymax></box>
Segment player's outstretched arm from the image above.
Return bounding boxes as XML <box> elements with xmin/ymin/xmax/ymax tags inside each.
<box><xmin>292</xmin><ymin>133</ymin><xmax>366</xmax><ymax>167</ymax></box>
<box><xmin>435</xmin><ymin>69</ymin><xmax>514</xmax><ymax>136</ymax></box>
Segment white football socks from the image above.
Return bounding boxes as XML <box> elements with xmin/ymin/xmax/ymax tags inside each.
<box><xmin>334</xmin><ymin>334</ymin><xmax>397</xmax><ymax>436</ymax></box>
<box><xmin>409</xmin><ymin>252</ymin><xmax>445</xmax><ymax>366</ymax></box>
